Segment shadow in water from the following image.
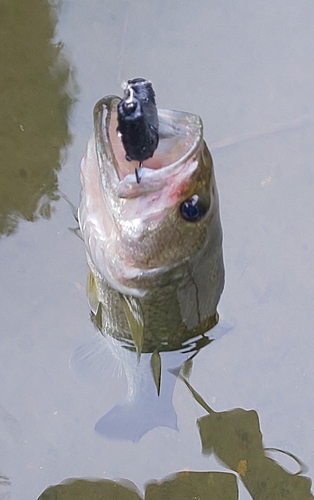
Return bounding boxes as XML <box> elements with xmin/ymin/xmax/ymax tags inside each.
<box><xmin>71</xmin><ymin>312</ymin><xmax>232</xmax><ymax>442</ymax></box>
<box><xmin>0</xmin><ymin>0</ymin><xmax>77</xmax><ymax>237</ymax></box>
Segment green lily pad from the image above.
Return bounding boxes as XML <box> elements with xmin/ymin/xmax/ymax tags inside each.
<box><xmin>198</xmin><ymin>408</ymin><xmax>264</xmax><ymax>471</ymax></box>
<box><xmin>197</xmin><ymin>402</ymin><xmax>313</xmax><ymax>499</ymax></box>
<box><xmin>145</xmin><ymin>471</ymin><xmax>238</xmax><ymax>500</ymax></box>
<box><xmin>38</xmin><ymin>478</ymin><xmax>142</xmax><ymax>500</ymax></box>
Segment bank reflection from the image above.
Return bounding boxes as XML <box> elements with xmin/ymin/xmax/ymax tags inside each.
<box><xmin>0</xmin><ymin>0</ymin><xmax>76</xmax><ymax>237</ymax></box>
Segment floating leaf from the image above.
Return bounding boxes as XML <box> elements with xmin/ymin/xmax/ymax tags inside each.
<box><xmin>150</xmin><ymin>350</ymin><xmax>161</xmax><ymax>396</ymax></box>
<box><xmin>145</xmin><ymin>471</ymin><xmax>238</xmax><ymax>500</ymax></box>
<box><xmin>38</xmin><ymin>478</ymin><xmax>142</xmax><ymax>500</ymax></box>
<box><xmin>197</xmin><ymin>406</ymin><xmax>314</xmax><ymax>499</ymax></box>
<box><xmin>198</xmin><ymin>408</ymin><xmax>264</xmax><ymax>470</ymax></box>
<box><xmin>121</xmin><ymin>295</ymin><xmax>144</xmax><ymax>358</ymax></box>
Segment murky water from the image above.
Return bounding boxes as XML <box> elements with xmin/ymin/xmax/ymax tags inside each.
<box><xmin>1</xmin><ymin>1</ymin><xmax>314</xmax><ymax>498</ymax></box>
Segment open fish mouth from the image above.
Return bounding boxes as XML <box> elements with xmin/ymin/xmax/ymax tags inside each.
<box><xmin>94</xmin><ymin>95</ymin><xmax>204</xmax><ymax>198</ymax></box>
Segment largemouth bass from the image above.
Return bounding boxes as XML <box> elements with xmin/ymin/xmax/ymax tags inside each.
<box><xmin>75</xmin><ymin>80</ymin><xmax>225</xmax><ymax>440</ymax></box>
<box><xmin>79</xmin><ymin>94</ymin><xmax>224</xmax><ymax>349</ymax></box>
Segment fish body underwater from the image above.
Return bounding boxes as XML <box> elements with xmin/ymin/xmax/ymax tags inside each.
<box><xmin>75</xmin><ymin>81</ymin><xmax>225</xmax><ymax>441</ymax></box>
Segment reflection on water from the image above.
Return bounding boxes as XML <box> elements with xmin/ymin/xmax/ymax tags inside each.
<box><xmin>38</xmin><ymin>377</ymin><xmax>313</xmax><ymax>499</ymax></box>
<box><xmin>0</xmin><ymin>0</ymin><xmax>76</xmax><ymax>237</ymax></box>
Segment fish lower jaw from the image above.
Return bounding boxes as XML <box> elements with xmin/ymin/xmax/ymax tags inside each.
<box><xmin>87</xmin><ymin>257</ymin><xmax>146</xmax><ymax>298</ymax></box>
<box><xmin>88</xmin><ymin>254</ymin><xmax>188</xmax><ymax>300</ymax></box>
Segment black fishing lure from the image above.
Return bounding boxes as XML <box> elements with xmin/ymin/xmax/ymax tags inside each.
<box><xmin>117</xmin><ymin>78</ymin><xmax>159</xmax><ymax>183</ymax></box>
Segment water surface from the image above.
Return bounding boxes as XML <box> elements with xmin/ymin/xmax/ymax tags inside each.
<box><xmin>1</xmin><ymin>1</ymin><xmax>314</xmax><ymax>498</ymax></box>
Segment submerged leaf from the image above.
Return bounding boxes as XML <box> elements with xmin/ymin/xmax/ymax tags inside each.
<box><xmin>181</xmin><ymin>358</ymin><xmax>193</xmax><ymax>378</ymax></box>
<box><xmin>121</xmin><ymin>295</ymin><xmax>144</xmax><ymax>358</ymax></box>
<box><xmin>150</xmin><ymin>350</ymin><xmax>161</xmax><ymax>396</ymax></box>
<box><xmin>179</xmin><ymin>375</ymin><xmax>214</xmax><ymax>414</ymax></box>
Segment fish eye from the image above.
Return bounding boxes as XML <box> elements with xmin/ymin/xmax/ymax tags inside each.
<box><xmin>180</xmin><ymin>194</ymin><xmax>209</xmax><ymax>222</ymax></box>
